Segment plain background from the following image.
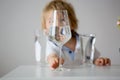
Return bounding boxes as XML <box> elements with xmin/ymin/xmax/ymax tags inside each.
<box><xmin>0</xmin><ymin>0</ymin><xmax>120</xmax><ymax>77</ymax></box>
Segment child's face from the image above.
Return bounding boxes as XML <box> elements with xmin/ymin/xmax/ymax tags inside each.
<box><xmin>45</xmin><ymin>10</ymin><xmax>68</xmax><ymax>41</ymax></box>
<box><xmin>44</xmin><ymin>10</ymin><xmax>73</xmax><ymax>35</ymax></box>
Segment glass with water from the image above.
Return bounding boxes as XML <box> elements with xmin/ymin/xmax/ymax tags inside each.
<box><xmin>80</xmin><ymin>34</ymin><xmax>96</xmax><ymax>65</ymax></box>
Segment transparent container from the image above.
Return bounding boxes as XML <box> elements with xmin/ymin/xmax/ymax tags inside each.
<box><xmin>34</xmin><ymin>30</ymin><xmax>41</xmax><ymax>64</ymax></box>
<box><xmin>34</xmin><ymin>29</ymin><xmax>47</xmax><ymax>66</ymax></box>
<box><xmin>79</xmin><ymin>34</ymin><xmax>96</xmax><ymax>65</ymax></box>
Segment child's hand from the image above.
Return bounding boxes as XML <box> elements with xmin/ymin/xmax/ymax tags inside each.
<box><xmin>94</xmin><ymin>57</ymin><xmax>111</xmax><ymax>66</ymax></box>
<box><xmin>47</xmin><ymin>54</ymin><xmax>64</xmax><ymax>70</ymax></box>
<box><xmin>49</xmin><ymin>56</ymin><xmax>59</xmax><ymax>69</ymax></box>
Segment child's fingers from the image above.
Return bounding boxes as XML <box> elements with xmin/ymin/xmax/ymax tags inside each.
<box><xmin>104</xmin><ymin>58</ymin><xmax>111</xmax><ymax>66</ymax></box>
<box><xmin>94</xmin><ymin>57</ymin><xmax>111</xmax><ymax>66</ymax></box>
<box><xmin>50</xmin><ymin>58</ymin><xmax>59</xmax><ymax>69</ymax></box>
<box><xmin>104</xmin><ymin>58</ymin><xmax>108</xmax><ymax>65</ymax></box>
<box><xmin>94</xmin><ymin>57</ymin><xmax>105</xmax><ymax>66</ymax></box>
<box><xmin>51</xmin><ymin>58</ymin><xmax>64</xmax><ymax>69</ymax></box>
<box><xmin>98</xmin><ymin>58</ymin><xmax>105</xmax><ymax>66</ymax></box>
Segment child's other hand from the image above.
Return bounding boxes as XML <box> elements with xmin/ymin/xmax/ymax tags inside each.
<box><xmin>94</xmin><ymin>57</ymin><xmax>111</xmax><ymax>66</ymax></box>
<box><xmin>47</xmin><ymin>54</ymin><xmax>64</xmax><ymax>70</ymax></box>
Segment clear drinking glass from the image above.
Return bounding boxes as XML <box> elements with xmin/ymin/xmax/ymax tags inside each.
<box><xmin>35</xmin><ymin>29</ymin><xmax>41</xmax><ymax>64</ymax></box>
<box><xmin>48</xmin><ymin>10</ymin><xmax>71</xmax><ymax>71</ymax></box>
<box><xmin>80</xmin><ymin>34</ymin><xmax>96</xmax><ymax>66</ymax></box>
<box><xmin>34</xmin><ymin>29</ymin><xmax>46</xmax><ymax>66</ymax></box>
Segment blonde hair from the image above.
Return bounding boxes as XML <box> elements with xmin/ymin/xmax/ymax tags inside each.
<box><xmin>41</xmin><ymin>0</ymin><xmax>78</xmax><ymax>30</ymax></box>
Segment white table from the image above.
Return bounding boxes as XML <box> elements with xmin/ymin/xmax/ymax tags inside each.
<box><xmin>1</xmin><ymin>64</ymin><xmax>120</xmax><ymax>80</ymax></box>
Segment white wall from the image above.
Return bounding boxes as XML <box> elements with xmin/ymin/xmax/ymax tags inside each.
<box><xmin>0</xmin><ymin>0</ymin><xmax>120</xmax><ymax>77</ymax></box>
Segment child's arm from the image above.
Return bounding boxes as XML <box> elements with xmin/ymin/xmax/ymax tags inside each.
<box><xmin>94</xmin><ymin>57</ymin><xmax>111</xmax><ymax>66</ymax></box>
<box><xmin>47</xmin><ymin>53</ymin><xmax>64</xmax><ymax>69</ymax></box>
